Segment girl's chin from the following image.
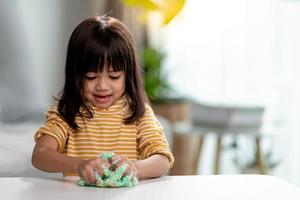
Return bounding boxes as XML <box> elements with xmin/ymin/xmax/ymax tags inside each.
<box><xmin>92</xmin><ymin>102</ymin><xmax>112</xmax><ymax>109</ymax></box>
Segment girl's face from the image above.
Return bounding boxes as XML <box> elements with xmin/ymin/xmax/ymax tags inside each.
<box><xmin>83</xmin><ymin>66</ymin><xmax>125</xmax><ymax>109</ymax></box>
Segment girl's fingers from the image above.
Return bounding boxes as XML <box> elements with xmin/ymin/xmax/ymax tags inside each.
<box><xmin>115</xmin><ymin>159</ymin><xmax>137</xmax><ymax>176</ymax></box>
<box><xmin>127</xmin><ymin>165</ymin><xmax>137</xmax><ymax>177</ymax></box>
<box><xmin>79</xmin><ymin>171</ymin><xmax>87</xmax><ymax>183</ymax></box>
<box><xmin>94</xmin><ymin>164</ymin><xmax>104</xmax><ymax>177</ymax></box>
<box><xmin>81</xmin><ymin>167</ymin><xmax>96</xmax><ymax>184</ymax></box>
<box><xmin>94</xmin><ymin>159</ymin><xmax>111</xmax><ymax>176</ymax></box>
<box><xmin>80</xmin><ymin>155</ymin><xmax>137</xmax><ymax>182</ymax></box>
<box><xmin>78</xmin><ymin>158</ymin><xmax>112</xmax><ymax>183</ymax></box>
<box><xmin>111</xmin><ymin>157</ymin><xmax>122</xmax><ymax>165</ymax></box>
<box><xmin>87</xmin><ymin>169</ymin><xmax>96</xmax><ymax>183</ymax></box>
<box><xmin>111</xmin><ymin>155</ymin><xmax>122</xmax><ymax>166</ymax></box>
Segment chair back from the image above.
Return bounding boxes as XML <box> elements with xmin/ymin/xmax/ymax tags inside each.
<box><xmin>190</xmin><ymin>102</ymin><xmax>265</xmax><ymax>134</ymax></box>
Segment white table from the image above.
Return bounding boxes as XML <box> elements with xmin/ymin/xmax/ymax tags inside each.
<box><xmin>1</xmin><ymin>175</ymin><xmax>300</xmax><ymax>200</ymax></box>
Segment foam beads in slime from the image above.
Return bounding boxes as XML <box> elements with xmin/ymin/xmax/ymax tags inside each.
<box><xmin>78</xmin><ymin>152</ymin><xmax>138</xmax><ymax>187</ymax></box>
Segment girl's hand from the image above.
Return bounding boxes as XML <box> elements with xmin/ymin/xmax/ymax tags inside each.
<box><xmin>76</xmin><ymin>157</ymin><xmax>111</xmax><ymax>184</ymax></box>
<box><xmin>110</xmin><ymin>155</ymin><xmax>138</xmax><ymax>178</ymax></box>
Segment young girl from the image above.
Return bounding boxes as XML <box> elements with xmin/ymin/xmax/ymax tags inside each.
<box><xmin>32</xmin><ymin>15</ymin><xmax>174</xmax><ymax>184</ymax></box>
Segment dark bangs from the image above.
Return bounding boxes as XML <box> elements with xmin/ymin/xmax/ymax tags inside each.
<box><xmin>82</xmin><ymin>27</ymin><xmax>133</xmax><ymax>74</ymax></box>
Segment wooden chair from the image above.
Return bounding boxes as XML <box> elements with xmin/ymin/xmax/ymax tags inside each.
<box><xmin>188</xmin><ymin>102</ymin><xmax>266</xmax><ymax>174</ymax></box>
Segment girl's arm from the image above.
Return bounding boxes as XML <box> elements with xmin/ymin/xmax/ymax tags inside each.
<box><xmin>32</xmin><ymin>135</ymin><xmax>83</xmax><ymax>173</ymax></box>
<box><xmin>134</xmin><ymin>105</ymin><xmax>174</xmax><ymax>180</ymax></box>
<box><xmin>134</xmin><ymin>154</ymin><xmax>170</xmax><ymax>180</ymax></box>
<box><xmin>32</xmin><ymin>135</ymin><xmax>111</xmax><ymax>183</ymax></box>
<box><xmin>111</xmin><ymin>153</ymin><xmax>170</xmax><ymax>180</ymax></box>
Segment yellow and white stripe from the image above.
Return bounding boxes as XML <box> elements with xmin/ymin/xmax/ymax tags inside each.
<box><xmin>35</xmin><ymin>97</ymin><xmax>174</xmax><ymax>176</ymax></box>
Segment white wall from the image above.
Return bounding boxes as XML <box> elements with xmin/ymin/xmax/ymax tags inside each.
<box><xmin>0</xmin><ymin>1</ymin><xmax>35</xmax><ymax>121</ymax></box>
<box><xmin>162</xmin><ymin>0</ymin><xmax>275</xmax><ymax>106</ymax></box>
<box><xmin>271</xmin><ymin>0</ymin><xmax>300</xmax><ymax>187</ymax></box>
<box><xmin>160</xmin><ymin>0</ymin><xmax>300</xmax><ymax>186</ymax></box>
<box><xmin>0</xmin><ymin>0</ymin><xmax>105</xmax><ymax>121</ymax></box>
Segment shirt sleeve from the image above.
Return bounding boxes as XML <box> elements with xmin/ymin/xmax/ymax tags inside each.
<box><xmin>34</xmin><ymin>106</ymin><xmax>70</xmax><ymax>153</ymax></box>
<box><xmin>136</xmin><ymin>104</ymin><xmax>175</xmax><ymax>168</ymax></box>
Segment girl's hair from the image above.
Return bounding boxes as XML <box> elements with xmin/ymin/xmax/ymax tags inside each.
<box><xmin>58</xmin><ymin>15</ymin><xmax>146</xmax><ymax>130</ymax></box>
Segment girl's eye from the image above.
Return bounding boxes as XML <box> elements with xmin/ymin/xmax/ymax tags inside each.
<box><xmin>109</xmin><ymin>71</ymin><xmax>122</xmax><ymax>80</ymax></box>
<box><xmin>85</xmin><ymin>72</ymin><xmax>97</xmax><ymax>80</ymax></box>
<box><xmin>85</xmin><ymin>76</ymin><xmax>96</xmax><ymax>80</ymax></box>
<box><xmin>109</xmin><ymin>76</ymin><xmax>120</xmax><ymax>80</ymax></box>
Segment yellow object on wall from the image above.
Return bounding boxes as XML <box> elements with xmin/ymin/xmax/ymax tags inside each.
<box><xmin>122</xmin><ymin>0</ymin><xmax>186</xmax><ymax>25</ymax></box>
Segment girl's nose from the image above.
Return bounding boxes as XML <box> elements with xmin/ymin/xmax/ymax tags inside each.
<box><xmin>95</xmin><ymin>77</ymin><xmax>108</xmax><ymax>91</ymax></box>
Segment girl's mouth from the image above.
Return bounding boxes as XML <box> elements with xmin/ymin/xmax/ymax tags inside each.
<box><xmin>94</xmin><ymin>95</ymin><xmax>111</xmax><ymax>104</ymax></box>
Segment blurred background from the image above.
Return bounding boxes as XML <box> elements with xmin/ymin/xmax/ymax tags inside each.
<box><xmin>1</xmin><ymin>0</ymin><xmax>300</xmax><ymax>187</ymax></box>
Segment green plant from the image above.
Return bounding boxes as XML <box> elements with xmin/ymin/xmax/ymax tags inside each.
<box><xmin>122</xmin><ymin>0</ymin><xmax>186</xmax><ymax>102</ymax></box>
<box><xmin>141</xmin><ymin>46</ymin><xmax>172</xmax><ymax>101</ymax></box>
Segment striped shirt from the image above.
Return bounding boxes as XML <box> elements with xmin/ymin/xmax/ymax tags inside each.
<box><xmin>34</xmin><ymin>96</ymin><xmax>174</xmax><ymax>176</ymax></box>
